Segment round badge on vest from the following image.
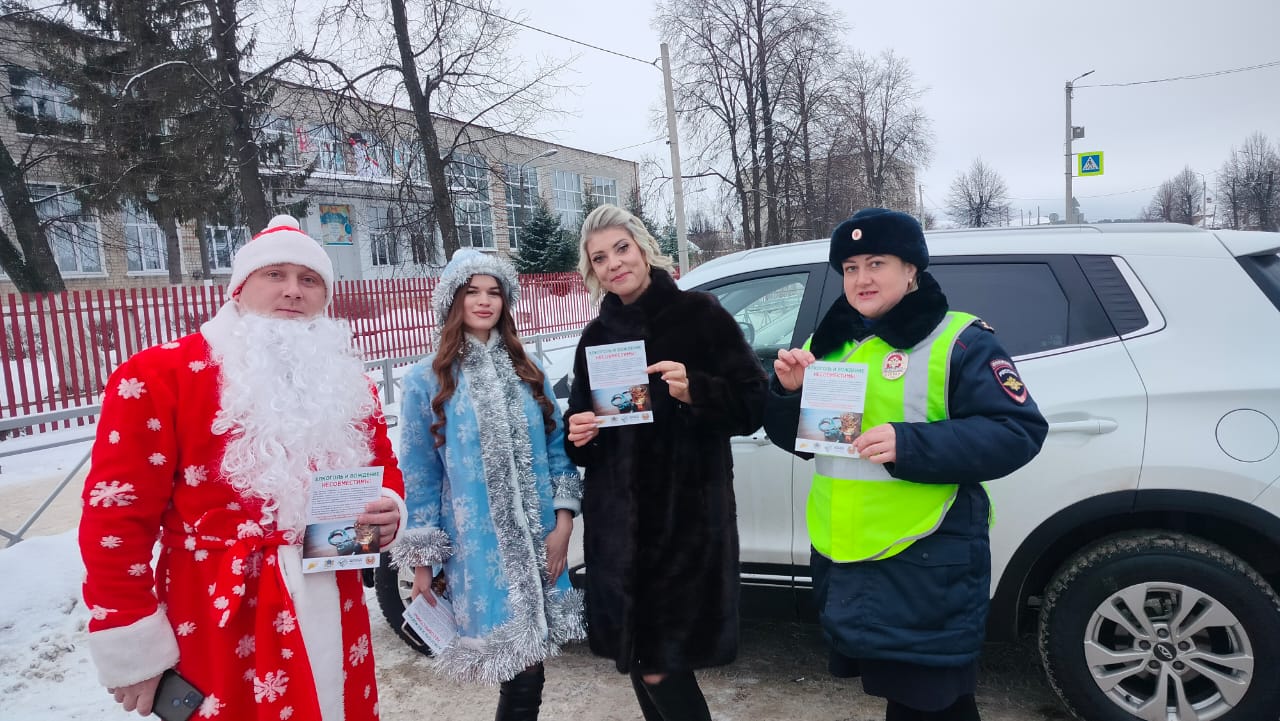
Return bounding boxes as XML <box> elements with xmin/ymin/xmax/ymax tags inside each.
<box><xmin>882</xmin><ymin>350</ymin><xmax>908</xmax><ymax>380</ymax></box>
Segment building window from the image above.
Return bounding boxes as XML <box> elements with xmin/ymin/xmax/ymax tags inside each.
<box><xmin>8</xmin><ymin>67</ymin><xmax>83</xmax><ymax>137</ymax></box>
<box><xmin>350</xmin><ymin>131</ymin><xmax>390</xmax><ymax>179</ymax></box>
<box><xmin>205</xmin><ymin>225</ymin><xmax>249</xmax><ymax>271</ymax></box>
<box><xmin>28</xmin><ymin>184</ymin><xmax>102</xmax><ymax>274</ymax></box>
<box><xmin>553</xmin><ymin>170</ymin><xmax>583</xmax><ymax>227</ymax></box>
<box><xmin>448</xmin><ymin>153</ymin><xmax>494</xmax><ymax>249</ymax></box>
<box><xmin>504</xmin><ymin>163</ymin><xmax>541</xmax><ymax>249</ymax></box>
<box><xmin>394</xmin><ymin>142</ymin><xmax>428</xmax><ymax>183</ymax></box>
<box><xmin>260</xmin><ymin>116</ymin><xmax>298</xmax><ymax>166</ymax></box>
<box><xmin>368</xmin><ymin>206</ymin><xmax>401</xmax><ymax>266</ymax></box>
<box><xmin>304</xmin><ymin>123</ymin><xmax>346</xmax><ymax>174</ymax></box>
<box><xmin>124</xmin><ymin>203</ymin><xmax>168</xmax><ymax>273</ymax></box>
<box><xmin>591</xmin><ymin>176</ymin><xmax>618</xmax><ymax>207</ymax></box>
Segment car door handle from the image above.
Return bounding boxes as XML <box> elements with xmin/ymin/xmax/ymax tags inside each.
<box><xmin>1047</xmin><ymin>419</ymin><xmax>1119</xmax><ymax>435</ymax></box>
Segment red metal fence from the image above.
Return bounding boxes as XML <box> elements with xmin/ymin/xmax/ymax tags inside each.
<box><xmin>1</xmin><ymin>272</ymin><xmax>594</xmax><ymax>435</ymax></box>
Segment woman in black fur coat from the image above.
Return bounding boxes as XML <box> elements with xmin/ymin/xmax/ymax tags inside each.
<box><xmin>564</xmin><ymin>204</ymin><xmax>767</xmax><ymax>721</ymax></box>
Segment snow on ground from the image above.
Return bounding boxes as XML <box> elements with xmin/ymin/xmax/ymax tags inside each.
<box><xmin>0</xmin><ymin>530</ymin><xmax>137</xmax><ymax>720</ymax></box>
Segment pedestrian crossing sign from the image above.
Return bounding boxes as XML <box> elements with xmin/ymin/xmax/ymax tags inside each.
<box><xmin>1079</xmin><ymin>152</ymin><xmax>1104</xmax><ymax>177</ymax></box>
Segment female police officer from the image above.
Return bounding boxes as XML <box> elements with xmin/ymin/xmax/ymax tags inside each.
<box><xmin>764</xmin><ymin>208</ymin><xmax>1048</xmax><ymax>721</ymax></box>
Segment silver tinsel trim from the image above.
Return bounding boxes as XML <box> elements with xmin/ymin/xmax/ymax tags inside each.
<box><xmin>550</xmin><ymin>472</ymin><xmax>583</xmax><ymax>507</ymax></box>
<box><xmin>389</xmin><ymin>527</ymin><xmax>452</xmax><ymax>568</ymax></box>
<box><xmin>427</xmin><ymin>334</ymin><xmax>584</xmax><ymax>684</ymax></box>
<box><xmin>432</xmin><ymin>587</ymin><xmax>587</xmax><ymax>684</ymax></box>
<box><xmin>545</xmin><ymin>587</ymin><xmax>587</xmax><ymax>646</ymax></box>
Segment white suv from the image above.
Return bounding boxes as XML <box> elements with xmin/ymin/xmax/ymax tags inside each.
<box><xmin>677</xmin><ymin>223</ymin><xmax>1280</xmax><ymax>721</ymax></box>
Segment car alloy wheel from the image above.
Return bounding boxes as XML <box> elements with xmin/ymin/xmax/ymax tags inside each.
<box><xmin>1039</xmin><ymin>532</ymin><xmax>1280</xmax><ymax>721</ymax></box>
<box><xmin>1082</xmin><ymin>581</ymin><xmax>1252</xmax><ymax>720</ymax></box>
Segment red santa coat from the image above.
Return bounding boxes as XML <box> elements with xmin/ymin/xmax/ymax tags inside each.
<box><xmin>79</xmin><ymin>312</ymin><xmax>405</xmax><ymax>721</ymax></box>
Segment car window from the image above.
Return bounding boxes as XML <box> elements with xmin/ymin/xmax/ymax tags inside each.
<box><xmin>930</xmin><ymin>263</ymin><xmax>1070</xmax><ymax>357</ymax></box>
<box><xmin>1239</xmin><ymin>253</ymin><xmax>1280</xmax><ymax>312</ymax></box>
<box><xmin>706</xmin><ymin>272</ymin><xmax>808</xmax><ymax>370</ymax></box>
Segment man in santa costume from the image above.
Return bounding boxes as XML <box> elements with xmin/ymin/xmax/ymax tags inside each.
<box><xmin>79</xmin><ymin>215</ymin><xmax>406</xmax><ymax>721</ymax></box>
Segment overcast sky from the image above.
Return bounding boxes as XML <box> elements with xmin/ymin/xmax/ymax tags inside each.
<box><xmin>485</xmin><ymin>0</ymin><xmax>1280</xmax><ymax>226</ymax></box>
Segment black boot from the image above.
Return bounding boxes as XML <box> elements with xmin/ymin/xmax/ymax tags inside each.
<box><xmin>496</xmin><ymin>665</ymin><xmax>545</xmax><ymax>721</ymax></box>
<box><xmin>642</xmin><ymin>671</ymin><xmax>712</xmax><ymax>721</ymax></box>
<box><xmin>629</xmin><ymin>669</ymin><xmax>665</xmax><ymax>721</ymax></box>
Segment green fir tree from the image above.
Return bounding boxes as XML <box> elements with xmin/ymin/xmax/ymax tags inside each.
<box><xmin>514</xmin><ymin>200</ymin><xmax>569</xmax><ymax>274</ymax></box>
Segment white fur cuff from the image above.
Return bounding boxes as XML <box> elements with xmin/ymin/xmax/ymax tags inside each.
<box><xmin>389</xmin><ymin>527</ymin><xmax>452</xmax><ymax>568</ymax></box>
<box><xmin>88</xmin><ymin>608</ymin><xmax>180</xmax><ymax>687</ymax></box>
<box><xmin>553</xmin><ymin>497</ymin><xmax>582</xmax><ymax>517</ymax></box>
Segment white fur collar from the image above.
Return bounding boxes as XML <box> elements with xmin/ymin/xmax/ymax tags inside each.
<box><xmin>199</xmin><ymin>300</ymin><xmax>243</xmax><ymax>361</ymax></box>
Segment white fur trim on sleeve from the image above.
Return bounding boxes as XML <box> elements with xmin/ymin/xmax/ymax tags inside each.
<box><xmin>380</xmin><ymin>487</ymin><xmax>408</xmax><ymax>549</ymax></box>
<box><xmin>551</xmin><ymin>472</ymin><xmax>583</xmax><ymax>517</ymax></box>
<box><xmin>553</xmin><ymin>497</ymin><xmax>582</xmax><ymax>517</ymax></box>
<box><xmin>88</xmin><ymin>607</ymin><xmax>179</xmax><ymax>688</ymax></box>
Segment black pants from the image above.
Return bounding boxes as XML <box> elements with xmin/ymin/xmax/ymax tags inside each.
<box><xmin>885</xmin><ymin>695</ymin><xmax>980</xmax><ymax>721</ymax></box>
<box><xmin>496</xmin><ymin>664</ymin><xmax>544</xmax><ymax>721</ymax></box>
<box><xmin>628</xmin><ymin>669</ymin><xmax>711</xmax><ymax>721</ymax></box>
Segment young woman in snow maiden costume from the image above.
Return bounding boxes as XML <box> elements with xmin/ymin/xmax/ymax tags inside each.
<box><xmin>393</xmin><ymin>250</ymin><xmax>584</xmax><ymax>720</ymax></box>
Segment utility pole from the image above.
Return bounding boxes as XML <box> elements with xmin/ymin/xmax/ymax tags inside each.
<box><xmin>918</xmin><ymin>184</ymin><xmax>925</xmax><ymax>228</ymax></box>
<box><xmin>661</xmin><ymin>43</ymin><xmax>689</xmax><ymax>275</ymax></box>
<box><xmin>1065</xmin><ymin>70</ymin><xmax>1094</xmax><ymax>223</ymax></box>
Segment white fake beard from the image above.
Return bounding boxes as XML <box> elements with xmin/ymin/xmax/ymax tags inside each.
<box><xmin>212</xmin><ymin>312</ymin><xmax>376</xmax><ymax>536</ymax></box>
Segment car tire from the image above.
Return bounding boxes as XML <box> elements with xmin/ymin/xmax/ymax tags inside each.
<box><xmin>1038</xmin><ymin>531</ymin><xmax>1280</xmax><ymax>721</ymax></box>
<box><xmin>373</xmin><ymin>552</ymin><xmax>432</xmax><ymax>656</ymax></box>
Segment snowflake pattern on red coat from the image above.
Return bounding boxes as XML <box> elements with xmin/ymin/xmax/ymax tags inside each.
<box><xmin>80</xmin><ymin>331</ymin><xmax>403</xmax><ymax>721</ymax></box>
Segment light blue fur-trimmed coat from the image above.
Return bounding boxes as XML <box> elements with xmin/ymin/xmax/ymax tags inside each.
<box><xmin>393</xmin><ymin>333</ymin><xmax>584</xmax><ymax>683</ymax></box>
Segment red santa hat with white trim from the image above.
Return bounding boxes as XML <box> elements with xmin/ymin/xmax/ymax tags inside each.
<box><xmin>229</xmin><ymin>214</ymin><xmax>335</xmax><ymax>306</ymax></box>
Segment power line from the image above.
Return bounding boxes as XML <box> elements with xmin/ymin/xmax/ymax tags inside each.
<box><xmin>1078</xmin><ymin>59</ymin><xmax>1280</xmax><ymax>88</ymax></box>
<box><xmin>1008</xmin><ymin>184</ymin><xmax>1161</xmax><ymax>201</ymax></box>
<box><xmin>441</xmin><ymin>0</ymin><xmax>659</xmax><ymax>68</ymax></box>
<box><xmin>528</xmin><ymin>137</ymin><xmax>666</xmax><ymax>170</ymax></box>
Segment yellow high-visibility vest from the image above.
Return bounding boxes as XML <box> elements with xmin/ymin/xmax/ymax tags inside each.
<box><xmin>806</xmin><ymin>311</ymin><xmax>978</xmax><ymax>562</ymax></box>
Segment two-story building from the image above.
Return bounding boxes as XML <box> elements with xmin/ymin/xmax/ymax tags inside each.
<box><xmin>0</xmin><ymin>16</ymin><xmax>637</xmax><ymax>292</ymax></box>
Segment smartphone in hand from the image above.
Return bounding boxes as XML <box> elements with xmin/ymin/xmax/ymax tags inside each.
<box><xmin>153</xmin><ymin>669</ymin><xmax>204</xmax><ymax>721</ymax></box>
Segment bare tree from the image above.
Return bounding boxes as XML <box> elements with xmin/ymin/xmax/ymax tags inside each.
<box><xmin>945</xmin><ymin>158</ymin><xmax>1010</xmax><ymax>228</ymax></box>
<box><xmin>0</xmin><ymin>5</ymin><xmax>86</xmax><ymax>291</ymax></box>
<box><xmin>312</xmin><ymin>0</ymin><xmax>565</xmax><ymax>261</ymax></box>
<box><xmin>656</xmin><ymin>0</ymin><xmax>839</xmax><ymax>248</ymax></box>
<box><xmin>1143</xmin><ymin>166</ymin><xmax>1201</xmax><ymax>224</ymax></box>
<box><xmin>0</xmin><ymin>134</ymin><xmax>65</xmax><ymax>290</ymax></box>
<box><xmin>771</xmin><ymin>19</ymin><xmax>842</xmax><ymax>241</ymax></box>
<box><xmin>833</xmin><ymin>49</ymin><xmax>931</xmax><ymax>208</ymax></box>
<box><xmin>1216</xmin><ymin>133</ymin><xmax>1280</xmax><ymax>231</ymax></box>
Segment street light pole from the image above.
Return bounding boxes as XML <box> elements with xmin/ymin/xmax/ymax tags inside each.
<box><xmin>661</xmin><ymin>42</ymin><xmax>689</xmax><ymax>275</ymax></box>
<box><xmin>1065</xmin><ymin>70</ymin><xmax>1094</xmax><ymax>223</ymax></box>
<box><xmin>515</xmin><ymin>149</ymin><xmax>557</xmax><ymax>249</ymax></box>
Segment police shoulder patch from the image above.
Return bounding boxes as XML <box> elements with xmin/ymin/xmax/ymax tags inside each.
<box><xmin>989</xmin><ymin>358</ymin><xmax>1027</xmax><ymax>404</ymax></box>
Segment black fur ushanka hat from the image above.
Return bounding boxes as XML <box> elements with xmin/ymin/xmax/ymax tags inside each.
<box><xmin>828</xmin><ymin>207</ymin><xmax>929</xmax><ymax>271</ymax></box>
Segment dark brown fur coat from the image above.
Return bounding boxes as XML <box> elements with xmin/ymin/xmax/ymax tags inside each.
<box><xmin>565</xmin><ymin>268</ymin><xmax>767</xmax><ymax>673</ymax></box>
